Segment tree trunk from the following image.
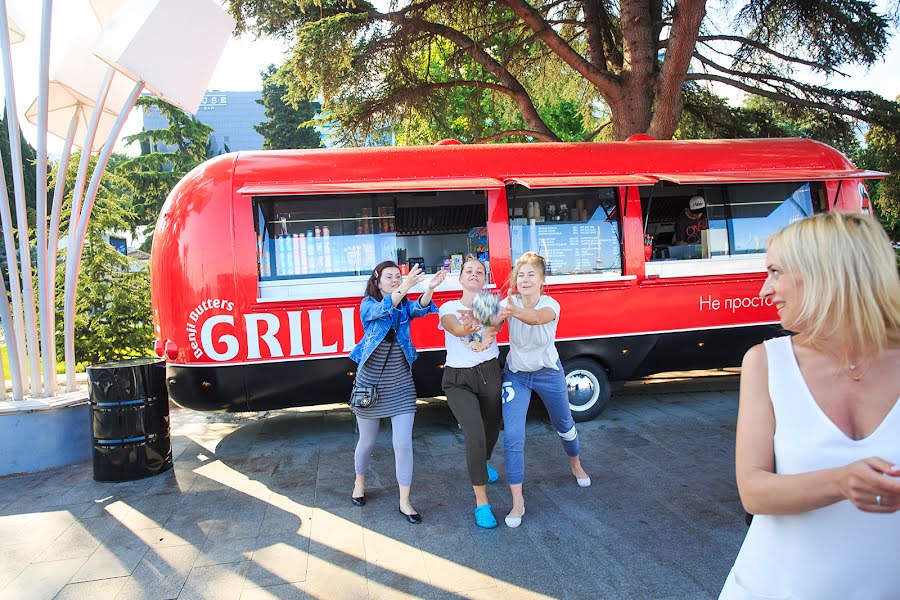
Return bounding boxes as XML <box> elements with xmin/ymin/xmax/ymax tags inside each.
<box><xmin>649</xmin><ymin>0</ymin><xmax>707</xmax><ymax>139</ymax></box>
<box><xmin>615</xmin><ymin>0</ymin><xmax>656</xmax><ymax>139</ymax></box>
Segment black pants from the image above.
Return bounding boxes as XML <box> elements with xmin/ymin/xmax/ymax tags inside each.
<box><xmin>442</xmin><ymin>358</ymin><xmax>503</xmax><ymax>486</ymax></box>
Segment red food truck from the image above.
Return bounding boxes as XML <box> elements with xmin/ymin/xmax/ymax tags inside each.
<box><xmin>150</xmin><ymin>138</ymin><xmax>882</xmax><ymax>420</ymax></box>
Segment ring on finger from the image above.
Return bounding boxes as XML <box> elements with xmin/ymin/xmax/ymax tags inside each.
<box><xmin>876</xmin><ymin>495</ymin><xmax>882</xmax><ymax>506</ymax></box>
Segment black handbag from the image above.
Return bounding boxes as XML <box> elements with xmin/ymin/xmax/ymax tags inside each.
<box><xmin>349</xmin><ymin>333</ymin><xmax>396</xmax><ymax>409</ymax></box>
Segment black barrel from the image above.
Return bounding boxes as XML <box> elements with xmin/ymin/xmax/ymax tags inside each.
<box><xmin>88</xmin><ymin>357</ymin><xmax>173</xmax><ymax>482</ymax></box>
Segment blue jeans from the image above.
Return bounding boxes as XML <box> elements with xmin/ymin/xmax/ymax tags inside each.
<box><xmin>501</xmin><ymin>361</ymin><xmax>580</xmax><ymax>485</ymax></box>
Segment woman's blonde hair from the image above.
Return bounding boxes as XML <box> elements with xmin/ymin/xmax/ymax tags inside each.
<box><xmin>461</xmin><ymin>254</ymin><xmax>487</xmax><ymax>275</ymax></box>
<box><xmin>506</xmin><ymin>252</ymin><xmax>547</xmax><ymax>295</ymax></box>
<box><xmin>768</xmin><ymin>212</ymin><xmax>900</xmax><ymax>357</ymax></box>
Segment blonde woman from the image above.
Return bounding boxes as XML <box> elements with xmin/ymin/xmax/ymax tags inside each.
<box><xmin>720</xmin><ymin>213</ymin><xmax>900</xmax><ymax>599</ymax></box>
<box><xmin>493</xmin><ymin>252</ymin><xmax>590</xmax><ymax>528</ymax></box>
<box><xmin>439</xmin><ymin>256</ymin><xmax>503</xmax><ymax>528</ymax></box>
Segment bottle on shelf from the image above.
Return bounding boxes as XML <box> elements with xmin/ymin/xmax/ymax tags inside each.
<box><xmin>292</xmin><ymin>234</ymin><xmax>302</xmax><ymax>275</ymax></box>
<box><xmin>306</xmin><ymin>229</ymin><xmax>315</xmax><ymax>272</ymax></box>
<box><xmin>275</xmin><ymin>233</ymin><xmax>285</xmax><ymax>276</ymax></box>
<box><xmin>286</xmin><ymin>233</ymin><xmax>297</xmax><ymax>275</ymax></box>
<box><xmin>299</xmin><ymin>233</ymin><xmax>308</xmax><ymax>274</ymax></box>
<box><xmin>314</xmin><ymin>226</ymin><xmax>324</xmax><ymax>271</ymax></box>
<box><xmin>323</xmin><ymin>226</ymin><xmax>332</xmax><ymax>272</ymax></box>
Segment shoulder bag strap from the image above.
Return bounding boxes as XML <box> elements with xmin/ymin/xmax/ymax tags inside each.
<box><xmin>377</xmin><ymin>334</ymin><xmax>396</xmax><ymax>379</ymax></box>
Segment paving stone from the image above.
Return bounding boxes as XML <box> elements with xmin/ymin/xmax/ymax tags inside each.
<box><xmin>194</xmin><ymin>535</ymin><xmax>261</xmax><ymax>568</ymax></box>
<box><xmin>54</xmin><ymin>576</ymin><xmax>128</xmax><ymax>600</ymax></box>
<box><xmin>0</xmin><ymin>541</ymin><xmax>50</xmax><ymax>589</ymax></box>
<box><xmin>178</xmin><ymin>560</ymin><xmax>250</xmax><ymax>600</ymax></box>
<box><xmin>0</xmin><ymin>556</ymin><xmax>87</xmax><ymax>600</ymax></box>
<box><xmin>68</xmin><ymin>525</ymin><xmax>151</xmax><ymax>583</ymax></box>
<box><xmin>33</xmin><ymin>515</ymin><xmax>119</xmax><ymax>562</ymax></box>
<box><xmin>239</xmin><ymin>582</ymin><xmax>309</xmax><ymax>599</ymax></box>
<box><xmin>243</xmin><ymin>533</ymin><xmax>310</xmax><ymax>589</ymax></box>
<box><xmin>116</xmin><ymin>544</ymin><xmax>199</xmax><ymax>600</ymax></box>
<box><xmin>296</xmin><ymin>544</ymin><xmax>369</xmax><ymax>599</ymax></box>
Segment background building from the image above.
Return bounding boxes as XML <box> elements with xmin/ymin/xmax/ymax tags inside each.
<box><xmin>142</xmin><ymin>90</ymin><xmax>265</xmax><ymax>153</ymax></box>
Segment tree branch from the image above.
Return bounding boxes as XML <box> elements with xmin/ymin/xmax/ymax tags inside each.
<box><xmin>499</xmin><ymin>0</ymin><xmax>622</xmax><ymax>100</ymax></box>
<box><xmin>581</xmin><ymin>119</ymin><xmax>612</xmax><ymax>141</ymax></box>
<box><xmin>476</xmin><ymin>129</ymin><xmax>559</xmax><ymax>143</ymax></box>
<box><xmin>355</xmin><ymin>80</ymin><xmax>512</xmax><ymax>120</ymax></box>
<box><xmin>365</xmin><ymin>6</ymin><xmax>558</xmax><ymax>140</ymax></box>
<box><xmin>685</xmin><ymin>73</ymin><xmax>868</xmax><ymax>120</ymax></box>
<box><xmin>660</xmin><ymin>34</ymin><xmax>849</xmax><ymax>76</ymax></box>
<box><xmin>693</xmin><ymin>53</ymin><xmax>834</xmax><ymax>97</ymax></box>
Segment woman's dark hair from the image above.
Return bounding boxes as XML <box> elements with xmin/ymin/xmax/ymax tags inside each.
<box><xmin>365</xmin><ymin>260</ymin><xmax>403</xmax><ymax>301</ymax></box>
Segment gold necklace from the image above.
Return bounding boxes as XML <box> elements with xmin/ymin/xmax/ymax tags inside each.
<box><xmin>844</xmin><ymin>360</ymin><xmax>872</xmax><ymax>382</ymax></box>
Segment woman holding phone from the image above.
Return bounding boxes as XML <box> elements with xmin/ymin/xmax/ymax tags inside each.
<box><xmin>349</xmin><ymin>262</ymin><xmax>447</xmax><ymax>524</ymax></box>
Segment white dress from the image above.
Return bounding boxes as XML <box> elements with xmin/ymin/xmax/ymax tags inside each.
<box><xmin>720</xmin><ymin>336</ymin><xmax>900</xmax><ymax>600</ymax></box>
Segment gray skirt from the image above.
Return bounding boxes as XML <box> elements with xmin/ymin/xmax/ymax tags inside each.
<box><xmin>351</xmin><ymin>338</ymin><xmax>417</xmax><ymax>419</ymax></box>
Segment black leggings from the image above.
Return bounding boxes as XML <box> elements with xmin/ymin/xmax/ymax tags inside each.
<box><xmin>442</xmin><ymin>358</ymin><xmax>503</xmax><ymax>486</ymax></box>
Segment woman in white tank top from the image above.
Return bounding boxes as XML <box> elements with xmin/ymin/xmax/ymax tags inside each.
<box><xmin>720</xmin><ymin>213</ymin><xmax>900</xmax><ymax>600</ymax></box>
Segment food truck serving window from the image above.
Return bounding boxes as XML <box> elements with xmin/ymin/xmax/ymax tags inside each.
<box><xmin>253</xmin><ymin>189</ymin><xmax>490</xmax><ymax>300</ymax></box>
<box><xmin>642</xmin><ymin>180</ymin><xmax>826</xmax><ymax>276</ymax></box>
<box><xmin>507</xmin><ymin>185</ymin><xmax>623</xmax><ymax>278</ymax></box>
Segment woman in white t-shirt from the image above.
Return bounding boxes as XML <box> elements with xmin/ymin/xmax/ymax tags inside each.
<box><xmin>439</xmin><ymin>256</ymin><xmax>503</xmax><ymax>529</ymax></box>
<box><xmin>494</xmin><ymin>252</ymin><xmax>590</xmax><ymax>528</ymax></box>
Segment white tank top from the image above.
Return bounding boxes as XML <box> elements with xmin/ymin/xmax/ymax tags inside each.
<box><xmin>720</xmin><ymin>335</ymin><xmax>900</xmax><ymax>600</ymax></box>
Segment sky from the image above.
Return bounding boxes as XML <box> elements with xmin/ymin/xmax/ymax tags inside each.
<box><xmin>2</xmin><ymin>0</ymin><xmax>898</xmax><ymax>156</ymax></box>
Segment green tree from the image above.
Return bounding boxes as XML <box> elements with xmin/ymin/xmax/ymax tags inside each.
<box><xmin>54</xmin><ymin>152</ymin><xmax>153</xmax><ymax>365</ymax></box>
<box><xmin>255</xmin><ymin>64</ymin><xmax>323</xmax><ymax>149</ymax></box>
<box><xmin>676</xmin><ymin>89</ymin><xmax>860</xmax><ymax>153</ymax></box>
<box><xmin>854</xmin><ymin>100</ymin><xmax>900</xmax><ymax>238</ymax></box>
<box><xmin>227</xmin><ymin>0</ymin><xmax>895</xmax><ymax>142</ymax></box>
<box><xmin>116</xmin><ymin>96</ymin><xmax>214</xmax><ymax>248</ymax></box>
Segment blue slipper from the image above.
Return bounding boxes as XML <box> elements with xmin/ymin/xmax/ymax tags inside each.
<box><xmin>474</xmin><ymin>504</ymin><xmax>497</xmax><ymax>529</ymax></box>
<box><xmin>486</xmin><ymin>464</ymin><xmax>499</xmax><ymax>483</ymax></box>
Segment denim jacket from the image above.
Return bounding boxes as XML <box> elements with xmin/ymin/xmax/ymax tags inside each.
<box><xmin>349</xmin><ymin>295</ymin><xmax>438</xmax><ymax>367</ymax></box>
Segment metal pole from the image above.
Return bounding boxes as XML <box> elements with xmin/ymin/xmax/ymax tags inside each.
<box><xmin>0</xmin><ymin>0</ymin><xmax>39</xmax><ymax>396</ymax></box>
<box><xmin>62</xmin><ymin>67</ymin><xmax>114</xmax><ymax>389</ymax></box>
<box><xmin>36</xmin><ymin>0</ymin><xmax>55</xmax><ymax>396</ymax></box>
<box><xmin>64</xmin><ymin>80</ymin><xmax>144</xmax><ymax>392</ymax></box>
<box><xmin>0</xmin><ymin>244</ymin><xmax>23</xmax><ymax>400</ymax></box>
<box><xmin>66</xmin><ymin>68</ymin><xmax>114</xmax><ymax>260</ymax></box>
<box><xmin>0</xmin><ymin>162</ymin><xmax>24</xmax><ymax>400</ymax></box>
<box><xmin>45</xmin><ymin>111</ymin><xmax>78</xmax><ymax>380</ymax></box>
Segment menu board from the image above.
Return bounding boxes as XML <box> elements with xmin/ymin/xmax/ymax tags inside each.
<box><xmin>511</xmin><ymin>221</ymin><xmax>621</xmax><ymax>274</ymax></box>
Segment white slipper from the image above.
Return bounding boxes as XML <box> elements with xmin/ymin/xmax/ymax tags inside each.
<box><xmin>576</xmin><ymin>476</ymin><xmax>591</xmax><ymax>487</ymax></box>
<box><xmin>504</xmin><ymin>507</ymin><xmax>525</xmax><ymax>528</ymax></box>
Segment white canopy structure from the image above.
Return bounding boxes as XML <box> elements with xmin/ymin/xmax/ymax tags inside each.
<box><xmin>0</xmin><ymin>0</ymin><xmax>234</xmax><ymax>475</ymax></box>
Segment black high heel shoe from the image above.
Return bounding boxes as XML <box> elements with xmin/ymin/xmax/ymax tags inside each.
<box><xmin>399</xmin><ymin>507</ymin><xmax>422</xmax><ymax>524</ymax></box>
<box><xmin>351</xmin><ymin>494</ymin><xmax>366</xmax><ymax>506</ymax></box>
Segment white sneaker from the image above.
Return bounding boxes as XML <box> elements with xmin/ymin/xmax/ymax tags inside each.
<box><xmin>505</xmin><ymin>507</ymin><xmax>525</xmax><ymax>528</ymax></box>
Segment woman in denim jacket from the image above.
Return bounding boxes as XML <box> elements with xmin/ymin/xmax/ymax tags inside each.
<box><xmin>349</xmin><ymin>261</ymin><xmax>447</xmax><ymax>523</ymax></box>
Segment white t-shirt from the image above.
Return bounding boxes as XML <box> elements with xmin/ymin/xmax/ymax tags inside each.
<box><xmin>438</xmin><ymin>300</ymin><xmax>500</xmax><ymax>368</ymax></box>
<box><xmin>501</xmin><ymin>295</ymin><xmax>560</xmax><ymax>372</ymax></box>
